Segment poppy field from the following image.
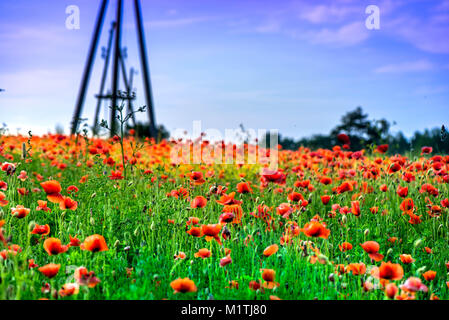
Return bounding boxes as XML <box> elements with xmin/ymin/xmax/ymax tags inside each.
<box><xmin>0</xmin><ymin>132</ymin><xmax>449</xmax><ymax>300</ymax></box>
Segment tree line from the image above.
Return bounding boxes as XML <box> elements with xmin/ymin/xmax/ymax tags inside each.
<box><xmin>262</xmin><ymin>107</ymin><xmax>449</xmax><ymax>155</ymax></box>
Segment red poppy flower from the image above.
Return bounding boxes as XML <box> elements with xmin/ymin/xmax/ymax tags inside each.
<box><xmin>40</xmin><ymin>180</ymin><xmax>63</xmax><ymax>203</ymax></box>
<box><xmin>38</xmin><ymin>263</ymin><xmax>60</xmax><ymax>278</ymax></box>
<box><xmin>81</xmin><ymin>234</ymin><xmax>109</xmax><ymax>252</ymax></box>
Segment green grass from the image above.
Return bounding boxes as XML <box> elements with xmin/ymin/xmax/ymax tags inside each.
<box><xmin>0</xmin><ymin>135</ymin><xmax>448</xmax><ymax>300</ymax></box>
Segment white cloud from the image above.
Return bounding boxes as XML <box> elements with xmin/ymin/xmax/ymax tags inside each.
<box><xmin>374</xmin><ymin>60</ymin><xmax>435</xmax><ymax>73</ymax></box>
<box><xmin>254</xmin><ymin>21</ymin><xmax>282</xmax><ymax>33</ymax></box>
<box><xmin>384</xmin><ymin>13</ymin><xmax>449</xmax><ymax>54</ymax></box>
<box><xmin>145</xmin><ymin>17</ymin><xmax>215</xmax><ymax>29</ymax></box>
<box><xmin>298</xmin><ymin>4</ymin><xmax>359</xmax><ymax>24</ymax></box>
<box><xmin>301</xmin><ymin>21</ymin><xmax>369</xmax><ymax>46</ymax></box>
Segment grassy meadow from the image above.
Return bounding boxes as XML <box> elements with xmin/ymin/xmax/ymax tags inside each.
<box><xmin>0</xmin><ymin>132</ymin><xmax>448</xmax><ymax>300</ymax></box>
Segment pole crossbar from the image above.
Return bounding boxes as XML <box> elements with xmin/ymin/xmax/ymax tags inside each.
<box><xmin>71</xmin><ymin>0</ymin><xmax>157</xmax><ymax>138</ymax></box>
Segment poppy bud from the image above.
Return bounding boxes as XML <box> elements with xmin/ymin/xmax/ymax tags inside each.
<box><xmin>114</xmin><ymin>240</ymin><xmax>120</xmax><ymax>248</ymax></box>
<box><xmin>91</xmin><ymin>193</ymin><xmax>96</xmax><ymax>199</ymax></box>
<box><xmin>341</xmin><ymin>215</ymin><xmax>347</xmax><ymax>224</ymax></box>
<box><xmin>417</xmin><ymin>266</ymin><xmax>427</xmax><ymax>274</ymax></box>
<box><xmin>328</xmin><ymin>273</ymin><xmax>335</xmax><ymax>282</ymax></box>
<box><xmin>22</xmin><ymin>143</ymin><xmax>27</xmax><ymax>159</ymax></box>
<box><xmin>364</xmin><ymin>229</ymin><xmax>370</xmax><ymax>237</ymax></box>
<box><xmin>28</xmin><ymin>221</ymin><xmax>37</xmax><ymax>232</ymax></box>
<box><xmin>318</xmin><ymin>254</ymin><xmax>329</xmax><ymax>264</ymax></box>
<box><xmin>90</xmin><ymin>217</ymin><xmax>95</xmax><ymax>225</ymax></box>
<box><xmin>414</xmin><ymin>239</ymin><xmax>423</xmax><ymax>248</ymax></box>
<box><xmin>387</xmin><ymin>248</ymin><xmax>393</xmax><ymax>256</ymax></box>
<box><xmin>385</xmin><ymin>283</ymin><xmax>398</xmax><ymax>299</ymax></box>
<box><xmin>134</xmin><ymin>228</ymin><xmax>139</xmax><ymax>236</ymax></box>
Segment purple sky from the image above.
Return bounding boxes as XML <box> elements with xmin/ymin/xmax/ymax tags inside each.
<box><xmin>0</xmin><ymin>0</ymin><xmax>448</xmax><ymax>140</ymax></box>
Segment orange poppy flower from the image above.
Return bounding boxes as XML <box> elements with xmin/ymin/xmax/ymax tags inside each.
<box><xmin>74</xmin><ymin>266</ymin><xmax>101</xmax><ymax>288</ymax></box>
<box><xmin>287</xmin><ymin>191</ymin><xmax>304</xmax><ymax>203</ymax></box>
<box><xmin>346</xmin><ymin>262</ymin><xmax>367</xmax><ymax>275</ymax></box>
<box><xmin>40</xmin><ymin>180</ymin><xmax>63</xmax><ymax>203</ymax></box>
<box><xmin>190</xmin><ymin>196</ymin><xmax>207</xmax><ymax>209</ymax></box>
<box><xmin>43</xmin><ymin>237</ymin><xmax>68</xmax><ymax>256</ymax></box>
<box><xmin>58</xmin><ymin>283</ymin><xmax>80</xmax><ymax>297</ymax></box>
<box><xmin>186</xmin><ymin>226</ymin><xmax>202</xmax><ymax>237</ymax></box>
<box><xmin>351</xmin><ymin>201</ymin><xmax>361</xmax><ymax>216</ymax></box>
<box><xmin>216</xmin><ymin>192</ymin><xmax>242</xmax><ymax>205</ymax></box>
<box><xmin>320</xmin><ymin>176</ymin><xmax>332</xmax><ymax>185</ymax></box>
<box><xmin>261</xmin><ymin>269</ymin><xmax>279</xmax><ymax>289</ymax></box>
<box><xmin>338</xmin><ymin>242</ymin><xmax>353</xmax><ymax>252</ymax></box>
<box><xmin>38</xmin><ymin>263</ymin><xmax>61</xmax><ymax>278</ymax></box>
<box><xmin>59</xmin><ymin>196</ymin><xmax>78</xmax><ymax>211</ymax></box>
<box><xmin>236</xmin><ymin>182</ymin><xmax>252</xmax><ymax>194</ymax></box>
<box><xmin>0</xmin><ymin>192</ymin><xmax>8</xmax><ymax>207</ymax></box>
<box><xmin>399</xmin><ymin>198</ymin><xmax>414</xmax><ymax>213</ymax></box>
<box><xmin>321</xmin><ymin>195</ymin><xmax>331</xmax><ymax>205</ymax></box>
<box><xmin>263</xmin><ymin>244</ymin><xmax>279</xmax><ymax>257</ymax></box>
<box><xmin>36</xmin><ymin>200</ymin><xmax>51</xmax><ymax>212</ymax></box>
<box><xmin>360</xmin><ymin>241</ymin><xmax>384</xmax><ymax>261</ymax></box>
<box><xmin>201</xmin><ymin>224</ymin><xmax>222</xmax><ymax>244</ymax></box>
<box><xmin>170</xmin><ymin>278</ymin><xmax>197</xmax><ymax>294</ymax></box>
<box><xmin>261</xmin><ymin>269</ymin><xmax>275</xmax><ymax>282</ymax></box>
<box><xmin>81</xmin><ymin>234</ymin><xmax>109</xmax><ymax>252</ymax></box>
<box><xmin>220</xmin><ymin>255</ymin><xmax>232</xmax><ymax>267</ymax></box>
<box><xmin>10</xmin><ymin>205</ymin><xmax>30</xmax><ymax>219</ymax></box>
<box><xmin>222</xmin><ymin>204</ymin><xmax>243</xmax><ymax>224</ymax></box>
<box><xmin>194</xmin><ymin>248</ymin><xmax>211</xmax><ymax>259</ymax></box>
<box><xmin>396</xmin><ymin>186</ymin><xmax>408</xmax><ymax>198</ymax></box>
<box><xmin>69</xmin><ymin>235</ymin><xmax>81</xmax><ymax>247</ymax></box>
<box><xmin>372</xmin><ymin>262</ymin><xmax>404</xmax><ymax>280</ymax></box>
<box><xmin>385</xmin><ymin>283</ymin><xmax>398</xmax><ymax>299</ymax></box>
<box><xmin>300</xmin><ymin>221</ymin><xmax>330</xmax><ymax>239</ymax></box>
<box><xmin>249</xmin><ymin>280</ymin><xmax>262</xmax><ymax>291</ymax></box>
<box><xmin>399</xmin><ymin>254</ymin><xmax>415</xmax><ymax>264</ymax></box>
<box><xmin>31</xmin><ymin>223</ymin><xmax>50</xmax><ymax>236</ymax></box>
<box><xmin>423</xmin><ymin>270</ymin><xmax>436</xmax><ymax>281</ymax></box>
<box><xmin>174</xmin><ymin>251</ymin><xmax>186</xmax><ymax>260</ymax></box>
